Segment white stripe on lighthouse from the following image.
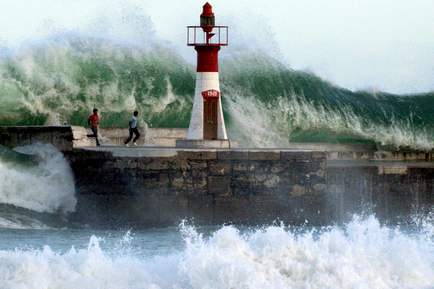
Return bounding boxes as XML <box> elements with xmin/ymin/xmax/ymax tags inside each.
<box><xmin>187</xmin><ymin>72</ymin><xmax>228</xmax><ymax>140</ymax></box>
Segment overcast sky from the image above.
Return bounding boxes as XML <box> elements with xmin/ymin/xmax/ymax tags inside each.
<box><xmin>0</xmin><ymin>0</ymin><xmax>433</xmax><ymax>95</ymax></box>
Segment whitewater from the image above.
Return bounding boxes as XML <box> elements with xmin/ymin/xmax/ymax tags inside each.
<box><xmin>0</xmin><ymin>217</ymin><xmax>433</xmax><ymax>289</ymax></box>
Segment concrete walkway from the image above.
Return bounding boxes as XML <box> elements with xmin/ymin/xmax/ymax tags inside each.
<box><xmin>75</xmin><ymin>144</ymin><xmax>434</xmax><ymax>167</ymax></box>
<box><xmin>74</xmin><ymin>144</ymin><xmax>316</xmax><ymax>158</ymax></box>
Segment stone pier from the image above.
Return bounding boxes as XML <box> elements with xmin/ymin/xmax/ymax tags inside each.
<box><xmin>66</xmin><ymin>147</ymin><xmax>327</xmax><ymax>228</ymax></box>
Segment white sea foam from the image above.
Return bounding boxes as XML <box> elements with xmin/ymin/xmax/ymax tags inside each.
<box><xmin>225</xmin><ymin>91</ymin><xmax>287</xmax><ymax>148</ymax></box>
<box><xmin>0</xmin><ymin>143</ymin><xmax>76</xmax><ymax>214</ymax></box>
<box><xmin>225</xmin><ymin>87</ymin><xmax>434</xmax><ymax>150</ymax></box>
<box><xmin>0</xmin><ymin>216</ymin><xmax>50</xmax><ymax>230</ymax></box>
<box><xmin>1</xmin><ymin>216</ymin><xmax>433</xmax><ymax>288</ymax></box>
<box><xmin>179</xmin><ymin>216</ymin><xmax>434</xmax><ymax>288</ymax></box>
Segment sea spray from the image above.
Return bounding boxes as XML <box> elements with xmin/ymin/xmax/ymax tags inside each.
<box><xmin>0</xmin><ymin>143</ymin><xmax>76</xmax><ymax>214</ymax></box>
<box><xmin>0</xmin><ymin>236</ymin><xmax>157</xmax><ymax>289</ymax></box>
<box><xmin>178</xmin><ymin>216</ymin><xmax>434</xmax><ymax>288</ymax></box>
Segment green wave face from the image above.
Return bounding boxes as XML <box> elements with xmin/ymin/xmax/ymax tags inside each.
<box><xmin>0</xmin><ymin>144</ymin><xmax>39</xmax><ymax>165</ymax></box>
<box><xmin>220</xmin><ymin>52</ymin><xmax>434</xmax><ymax>149</ymax></box>
<box><xmin>1</xmin><ymin>36</ymin><xmax>434</xmax><ymax>150</ymax></box>
<box><xmin>0</xmin><ymin>36</ymin><xmax>195</xmax><ymax>129</ymax></box>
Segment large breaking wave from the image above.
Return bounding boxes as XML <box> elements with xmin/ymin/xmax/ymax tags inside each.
<box><xmin>1</xmin><ymin>35</ymin><xmax>433</xmax><ymax>149</ymax></box>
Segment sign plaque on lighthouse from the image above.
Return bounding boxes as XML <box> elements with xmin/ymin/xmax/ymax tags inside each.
<box><xmin>176</xmin><ymin>2</ymin><xmax>236</xmax><ymax>149</ymax></box>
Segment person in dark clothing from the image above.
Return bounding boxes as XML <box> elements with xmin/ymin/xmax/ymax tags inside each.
<box><xmin>87</xmin><ymin>108</ymin><xmax>100</xmax><ymax>146</ymax></box>
<box><xmin>125</xmin><ymin>111</ymin><xmax>140</xmax><ymax>146</ymax></box>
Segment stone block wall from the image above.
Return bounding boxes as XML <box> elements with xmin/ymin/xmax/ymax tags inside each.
<box><xmin>67</xmin><ymin>149</ymin><xmax>327</xmax><ymax>228</ymax></box>
<box><xmin>0</xmin><ymin>126</ymin><xmax>75</xmax><ymax>151</ymax></box>
<box><xmin>327</xmin><ymin>165</ymin><xmax>434</xmax><ymax>224</ymax></box>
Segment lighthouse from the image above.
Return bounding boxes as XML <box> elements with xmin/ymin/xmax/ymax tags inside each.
<box><xmin>177</xmin><ymin>3</ymin><xmax>236</xmax><ymax>149</ymax></box>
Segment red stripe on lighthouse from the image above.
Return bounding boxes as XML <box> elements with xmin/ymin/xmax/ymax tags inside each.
<box><xmin>195</xmin><ymin>46</ymin><xmax>220</xmax><ymax>72</ymax></box>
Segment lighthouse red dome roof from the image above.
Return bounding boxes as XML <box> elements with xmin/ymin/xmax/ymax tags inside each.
<box><xmin>201</xmin><ymin>2</ymin><xmax>214</xmax><ymax>16</ymax></box>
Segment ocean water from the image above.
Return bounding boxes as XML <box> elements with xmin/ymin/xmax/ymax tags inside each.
<box><xmin>1</xmin><ymin>217</ymin><xmax>434</xmax><ymax>288</ymax></box>
<box><xmin>2</xmin><ymin>12</ymin><xmax>434</xmax><ymax>289</ymax></box>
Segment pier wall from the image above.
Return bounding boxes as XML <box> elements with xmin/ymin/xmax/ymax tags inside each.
<box><xmin>0</xmin><ymin>126</ymin><xmax>76</xmax><ymax>151</ymax></box>
<box><xmin>66</xmin><ymin>148</ymin><xmax>327</xmax><ymax>228</ymax></box>
<box><xmin>327</xmin><ymin>164</ymin><xmax>434</xmax><ymax>223</ymax></box>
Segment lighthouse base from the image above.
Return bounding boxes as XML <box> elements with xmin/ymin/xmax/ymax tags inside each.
<box><xmin>176</xmin><ymin>139</ymin><xmax>238</xmax><ymax>149</ymax></box>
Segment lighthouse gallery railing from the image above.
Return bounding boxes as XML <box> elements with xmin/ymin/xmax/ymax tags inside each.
<box><xmin>187</xmin><ymin>26</ymin><xmax>228</xmax><ymax>46</ymax></box>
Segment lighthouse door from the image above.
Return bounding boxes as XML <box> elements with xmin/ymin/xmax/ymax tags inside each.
<box><xmin>203</xmin><ymin>98</ymin><xmax>218</xmax><ymax>140</ymax></box>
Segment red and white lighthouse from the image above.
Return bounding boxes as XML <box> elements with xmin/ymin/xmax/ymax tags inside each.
<box><xmin>185</xmin><ymin>3</ymin><xmax>229</xmax><ymax>143</ymax></box>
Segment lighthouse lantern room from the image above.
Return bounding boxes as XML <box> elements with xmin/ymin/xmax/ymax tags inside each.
<box><xmin>179</xmin><ymin>2</ymin><xmax>235</xmax><ymax>149</ymax></box>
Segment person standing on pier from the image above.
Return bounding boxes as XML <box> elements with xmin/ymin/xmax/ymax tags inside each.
<box><xmin>125</xmin><ymin>111</ymin><xmax>141</xmax><ymax>147</ymax></box>
<box><xmin>87</xmin><ymin>108</ymin><xmax>100</xmax><ymax>146</ymax></box>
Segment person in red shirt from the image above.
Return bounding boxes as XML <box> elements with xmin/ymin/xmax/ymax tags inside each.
<box><xmin>87</xmin><ymin>108</ymin><xmax>100</xmax><ymax>146</ymax></box>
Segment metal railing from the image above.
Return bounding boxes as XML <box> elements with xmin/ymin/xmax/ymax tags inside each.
<box><xmin>187</xmin><ymin>26</ymin><xmax>228</xmax><ymax>46</ymax></box>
